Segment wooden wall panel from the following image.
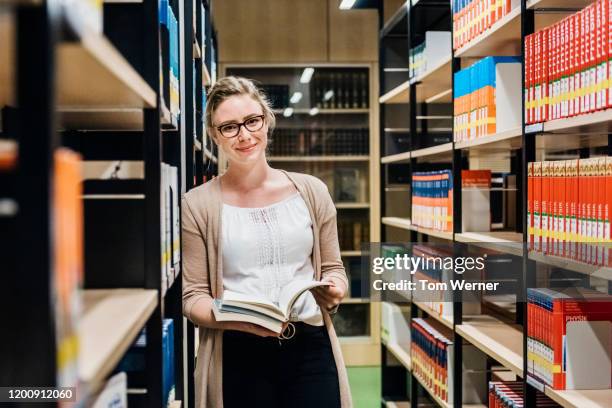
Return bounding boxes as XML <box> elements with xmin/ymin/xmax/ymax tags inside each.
<box><xmin>212</xmin><ymin>0</ymin><xmax>379</xmax><ymax>63</ymax></box>
<box><xmin>328</xmin><ymin>0</ymin><xmax>378</xmax><ymax>62</ymax></box>
<box><xmin>212</xmin><ymin>0</ymin><xmax>328</xmax><ymax>63</ymax></box>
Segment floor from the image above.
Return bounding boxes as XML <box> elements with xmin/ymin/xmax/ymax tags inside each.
<box><xmin>347</xmin><ymin>366</ymin><xmax>380</xmax><ymax>408</ymax></box>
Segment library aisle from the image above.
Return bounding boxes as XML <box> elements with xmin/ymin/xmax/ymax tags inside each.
<box><xmin>2</xmin><ymin>1</ymin><xmax>612</xmax><ymax>408</ymax></box>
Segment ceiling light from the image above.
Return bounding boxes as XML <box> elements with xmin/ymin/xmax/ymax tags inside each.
<box><xmin>339</xmin><ymin>0</ymin><xmax>357</xmax><ymax>9</ymax></box>
<box><xmin>290</xmin><ymin>92</ymin><xmax>303</xmax><ymax>104</ymax></box>
<box><xmin>283</xmin><ymin>107</ymin><xmax>294</xmax><ymax>117</ymax></box>
<box><xmin>300</xmin><ymin>68</ymin><xmax>315</xmax><ymax>84</ymax></box>
<box><xmin>324</xmin><ymin>90</ymin><xmax>334</xmax><ymax>101</ymax></box>
<box><xmin>309</xmin><ymin>107</ymin><xmax>319</xmax><ymax>116</ymax></box>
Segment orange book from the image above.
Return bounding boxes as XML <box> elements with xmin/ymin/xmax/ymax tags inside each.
<box><xmin>533</xmin><ymin>162</ymin><xmax>543</xmax><ymax>251</ymax></box>
<box><xmin>542</xmin><ymin>161</ymin><xmax>551</xmax><ymax>254</ymax></box>
<box><xmin>587</xmin><ymin>158</ymin><xmax>597</xmax><ymax>263</ymax></box>
<box><xmin>557</xmin><ymin>161</ymin><xmax>567</xmax><ymax>256</ymax></box>
<box><xmin>597</xmin><ymin>157</ymin><xmax>607</xmax><ymax>264</ymax></box>
<box><xmin>566</xmin><ymin>160</ymin><xmax>579</xmax><ymax>260</ymax></box>
<box><xmin>528</xmin><ymin>162</ymin><xmax>534</xmax><ymax>249</ymax></box>
<box><xmin>606</xmin><ymin>157</ymin><xmax>612</xmax><ymax>265</ymax></box>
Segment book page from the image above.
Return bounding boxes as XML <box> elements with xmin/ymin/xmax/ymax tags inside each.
<box><xmin>278</xmin><ymin>280</ymin><xmax>331</xmax><ymax>318</ymax></box>
<box><xmin>222</xmin><ymin>290</ymin><xmax>283</xmax><ymax>315</ymax></box>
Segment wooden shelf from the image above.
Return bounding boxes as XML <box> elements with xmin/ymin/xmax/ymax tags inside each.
<box><xmin>412</xmin><ymin>226</ymin><xmax>453</xmax><ymax>241</ymax></box>
<box><xmin>203</xmin><ymin>147</ymin><xmax>218</xmax><ymax>163</ymax></box>
<box><xmin>528</xmin><ymin>251</ymin><xmax>612</xmax><ymax>281</ymax></box>
<box><xmin>527</xmin><ymin>0</ymin><xmax>592</xmax><ymax>10</ymax></box>
<box><xmin>413</xmin><ymin>301</ymin><xmax>454</xmax><ymax>329</ymax></box>
<box><xmin>169</xmin><ymin>401</ymin><xmax>182</xmax><ymax>408</ymax></box>
<box><xmin>0</xmin><ymin>13</ymin><xmax>14</xmax><ymax>108</ymax></box>
<box><xmin>267</xmin><ymin>155</ymin><xmax>370</xmax><ymax>162</ymax></box>
<box><xmin>385</xmin><ymin>402</ymin><xmax>410</xmax><ymax>408</ymax></box>
<box><xmin>381</xmin><ymin>151</ymin><xmax>411</xmax><ymax>164</ymax></box>
<box><xmin>336</xmin><ymin>202</ymin><xmax>370</xmax><ymax>209</ymax></box>
<box><xmin>455</xmin><ymin>127</ymin><xmax>522</xmax><ymax>151</ymax></box>
<box><xmin>194</xmin><ymin>139</ymin><xmax>202</xmax><ymax>151</ymax></box>
<box><xmin>411</xmin><ymin>143</ymin><xmax>453</xmax><ymax>160</ymax></box>
<box><xmin>193</xmin><ymin>40</ymin><xmax>202</xmax><ymax>59</ymax></box>
<box><xmin>544</xmin><ymin>388</ymin><xmax>612</xmax><ymax>408</ymax></box>
<box><xmin>535</xmin><ymin>109</ymin><xmax>612</xmax><ymax>135</ymax></box>
<box><xmin>383</xmin><ymin>341</ymin><xmax>412</xmax><ymax>370</ymax></box>
<box><xmin>382</xmin><ymin>217</ymin><xmax>412</xmax><ymax>231</ymax></box>
<box><xmin>58</xmin><ymin>30</ymin><xmax>156</xmax><ymax>109</ymax></box>
<box><xmin>455</xmin><ymin>231</ymin><xmax>524</xmax><ymax>256</ymax></box>
<box><xmin>341</xmin><ymin>250</ymin><xmax>362</xmax><ymax>257</ymax></box>
<box><xmin>380</xmin><ymin>81</ymin><xmax>410</xmax><ymax>104</ymax></box>
<box><xmin>455</xmin><ymin>7</ymin><xmax>522</xmax><ymax>58</ymax></box>
<box><xmin>203</xmin><ymin>64</ymin><xmax>212</xmax><ymax>87</ymax></box>
<box><xmin>456</xmin><ymin>314</ymin><xmax>524</xmax><ymax>377</ymax></box>
<box><xmin>79</xmin><ymin>289</ymin><xmax>158</xmax><ymax>392</ymax></box>
<box><xmin>411</xmin><ymin>56</ymin><xmax>453</xmax><ymax>104</ymax></box>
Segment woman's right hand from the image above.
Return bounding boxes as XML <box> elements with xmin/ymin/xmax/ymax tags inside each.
<box><xmin>223</xmin><ymin>321</ymin><xmax>280</xmax><ymax>337</ymax></box>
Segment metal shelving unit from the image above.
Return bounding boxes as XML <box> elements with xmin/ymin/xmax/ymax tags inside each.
<box><xmin>0</xmin><ymin>1</ymin><xmax>217</xmax><ymax>407</ymax></box>
<box><xmin>379</xmin><ymin>0</ymin><xmax>612</xmax><ymax>407</ymax></box>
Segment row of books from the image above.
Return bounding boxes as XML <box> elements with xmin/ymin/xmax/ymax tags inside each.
<box><xmin>311</xmin><ymin>71</ymin><xmax>369</xmax><ymax>109</ymax></box>
<box><xmin>160</xmin><ymin>0</ymin><xmax>180</xmax><ymax>121</ymax></box>
<box><xmin>527</xmin><ymin>287</ymin><xmax>612</xmax><ymax>390</ymax></box>
<box><xmin>454</xmin><ymin>57</ymin><xmax>521</xmax><ymax>142</ymax></box>
<box><xmin>338</xmin><ymin>218</ymin><xmax>370</xmax><ymax>251</ymax></box>
<box><xmin>525</xmin><ymin>0</ymin><xmax>612</xmax><ymax>124</ymax></box>
<box><xmin>268</xmin><ymin>128</ymin><xmax>369</xmax><ymax>156</ymax></box>
<box><xmin>409</xmin><ymin>31</ymin><xmax>452</xmax><ymax>80</ymax></box>
<box><xmin>54</xmin><ymin>149</ymin><xmax>83</xmax><ymax>394</ymax></box>
<box><xmin>116</xmin><ymin>319</ymin><xmax>176</xmax><ymax>407</ymax></box>
<box><xmin>411</xmin><ymin>317</ymin><xmax>487</xmax><ymax>404</ymax></box>
<box><xmin>452</xmin><ymin>0</ymin><xmax>518</xmax><ymax>50</ymax></box>
<box><xmin>162</xmin><ymin>163</ymin><xmax>180</xmax><ymax>295</ymax></box>
<box><xmin>412</xmin><ymin>170</ymin><xmax>454</xmax><ymax>232</ymax></box>
<box><xmin>527</xmin><ymin>158</ymin><xmax>612</xmax><ymax>265</ymax></box>
<box><xmin>261</xmin><ymin>84</ymin><xmax>290</xmax><ymax>110</ymax></box>
<box><xmin>488</xmin><ymin>381</ymin><xmax>559</xmax><ymax>407</ymax></box>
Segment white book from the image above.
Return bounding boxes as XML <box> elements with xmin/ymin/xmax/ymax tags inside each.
<box><xmin>212</xmin><ymin>280</ymin><xmax>331</xmax><ymax>334</ymax></box>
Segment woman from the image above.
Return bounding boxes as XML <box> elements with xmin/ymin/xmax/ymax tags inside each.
<box><xmin>182</xmin><ymin>76</ymin><xmax>352</xmax><ymax>408</ymax></box>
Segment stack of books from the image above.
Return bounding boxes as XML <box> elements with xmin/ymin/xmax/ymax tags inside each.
<box><xmin>454</xmin><ymin>57</ymin><xmax>522</xmax><ymax>142</ymax></box>
<box><xmin>269</xmin><ymin>128</ymin><xmax>369</xmax><ymax>156</ymax></box>
<box><xmin>310</xmin><ymin>70</ymin><xmax>369</xmax><ymax>109</ymax></box>
<box><xmin>411</xmin><ymin>318</ymin><xmax>487</xmax><ymax>404</ymax></box>
<box><xmin>527</xmin><ymin>158</ymin><xmax>611</xmax><ymax>265</ymax></box>
<box><xmin>527</xmin><ymin>288</ymin><xmax>612</xmax><ymax>390</ymax></box>
<box><xmin>488</xmin><ymin>381</ymin><xmax>558</xmax><ymax>407</ymax></box>
<box><xmin>160</xmin><ymin>0</ymin><xmax>180</xmax><ymax>121</ymax></box>
<box><xmin>411</xmin><ymin>170</ymin><xmax>454</xmax><ymax>232</ymax></box>
<box><xmin>338</xmin><ymin>218</ymin><xmax>370</xmax><ymax>251</ymax></box>
<box><xmin>525</xmin><ymin>0</ymin><xmax>611</xmax><ymax>124</ymax></box>
<box><xmin>453</xmin><ymin>0</ymin><xmax>519</xmax><ymax>50</ymax></box>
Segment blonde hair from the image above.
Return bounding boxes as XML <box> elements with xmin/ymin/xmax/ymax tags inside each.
<box><xmin>205</xmin><ymin>76</ymin><xmax>276</xmax><ymax>139</ymax></box>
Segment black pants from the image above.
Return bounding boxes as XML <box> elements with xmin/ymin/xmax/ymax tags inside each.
<box><xmin>222</xmin><ymin>322</ymin><xmax>341</xmax><ymax>408</ymax></box>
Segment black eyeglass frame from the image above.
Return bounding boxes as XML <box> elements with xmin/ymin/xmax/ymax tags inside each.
<box><xmin>215</xmin><ymin>114</ymin><xmax>266</xmax><ymax>139</ymax></box>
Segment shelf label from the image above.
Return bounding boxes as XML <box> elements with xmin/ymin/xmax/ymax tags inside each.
<box><xmin>525</xmin><ymin>123</ymin><xmax>544</xmax><ymax>134</ymax></box>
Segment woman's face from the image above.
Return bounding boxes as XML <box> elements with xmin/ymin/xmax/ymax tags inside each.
<box><xmin>211</xmin><ymin>94</ymin><xmax>269</xmax><ymax>165</ymax></box>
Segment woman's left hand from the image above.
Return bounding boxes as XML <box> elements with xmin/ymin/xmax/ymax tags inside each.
<box><xmin>311</xmin><ymin>277</ymin><xmax>346</xmax><ymax>313</ymax></box>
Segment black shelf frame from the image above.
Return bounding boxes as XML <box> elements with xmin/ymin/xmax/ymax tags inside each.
<box><xmin>0</xmin><ymin>0</ymin><xmax>216</xmax><ymax>406</ymax></box>
<box><xmin>380</xmin><ymin>1</ymin><xmax>612</xmax><ymax>407</ymax></box>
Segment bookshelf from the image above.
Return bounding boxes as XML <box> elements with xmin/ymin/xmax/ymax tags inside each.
<box><xmin>221</xmin><ymin>64</ymin><xmax>381</xmax><ymax>366</ymax></box>
<box><xmin>379</xmin><ymin>0</ymin><xmax>612</xmax><ymax>407</ymax></box>
<box><xmin>0</xmin><ymin>1</ymin><xmax>218</xmax><ymax>407</ymax></box>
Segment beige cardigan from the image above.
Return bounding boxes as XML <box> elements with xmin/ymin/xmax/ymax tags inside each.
<box><xmin>181</xmin><ymin>171</ymin><xmax>353</xmax><ymax>408</ymax></box>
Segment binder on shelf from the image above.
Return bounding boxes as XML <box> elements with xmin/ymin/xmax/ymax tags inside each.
<box><xmin>412</xmin><ymin>170</ymin><xmax>453</xmax><ymax>232</ymax></box>
<box><xmin>527</xmin><ymin>287</ymin><xmax>612</xmax><ymax>390</ymax></box>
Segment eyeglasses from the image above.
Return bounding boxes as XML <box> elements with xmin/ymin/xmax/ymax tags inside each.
<box><xmin>216</xmin><ymin>115</ymin><xmax>265</xmax><ymax>138</ymax></box>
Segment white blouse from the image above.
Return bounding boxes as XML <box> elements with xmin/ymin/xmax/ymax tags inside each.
<box><xmin>221</xmin><ymin>192</ymin><xmax>323</xmax><ymax>326</ymax></box>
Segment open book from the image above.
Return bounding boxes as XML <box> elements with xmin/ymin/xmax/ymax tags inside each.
<box><xmin>212</xmin><ymin>280</ymin><xmax>331</xmax><ymax>334</ymax></box>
